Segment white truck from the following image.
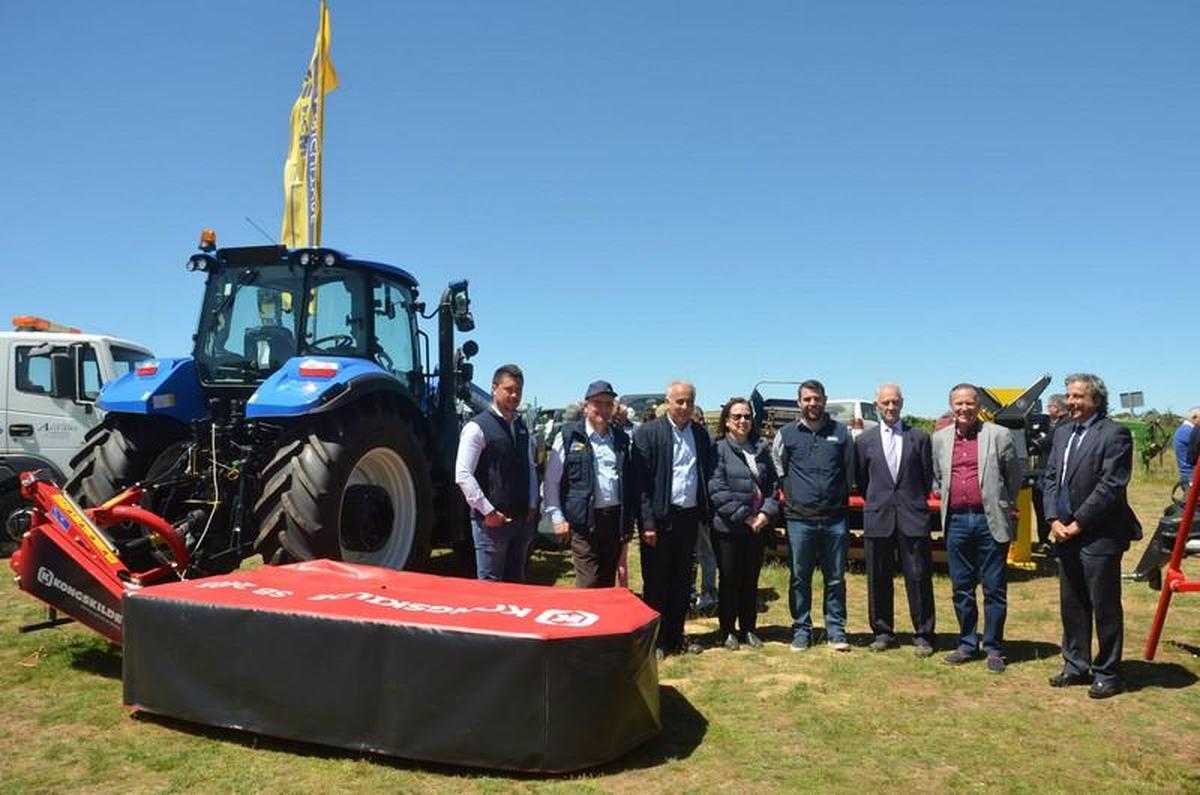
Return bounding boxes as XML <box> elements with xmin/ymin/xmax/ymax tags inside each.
<box><xmin>0</xmin><ymin>316</ymin><xmax>153</xmax><ymax>548</ymax></box>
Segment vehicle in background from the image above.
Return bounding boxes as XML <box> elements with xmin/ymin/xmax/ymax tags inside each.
<box><xmin>825</xmin><ymin>398</ymin><xmax>879</xmax><ymax>438</ymax></box>
<box><xmin>0</xmin><ymin>316</ymin><xmax>153</xmax><ymax>551</ymax></box>
<box><xmin>618</xmin><ymin>392</ymin><xmax>665</xmax><ymax>426</ymax></box>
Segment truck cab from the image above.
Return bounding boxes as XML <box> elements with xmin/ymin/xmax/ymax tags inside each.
<box><xmin>0</xmin><ymin>316</ymin><xmax>153</xmax><ymax>540</ymax></box>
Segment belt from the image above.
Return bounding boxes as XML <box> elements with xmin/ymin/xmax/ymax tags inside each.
<box><xmin>594</xmin><ymin>506</ymin><xmax>621</xmax><ymax>517</ymax></box>
<box><xmin>949</xmin><ymin>506</ymin><xmax>986</xmax><ymax>515</ymax></box>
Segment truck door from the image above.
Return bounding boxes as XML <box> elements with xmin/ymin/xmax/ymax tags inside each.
<box><xmin>6</xmin><ymin>343</ymin><xmax>94</xmax><ymax>476</ymax></box>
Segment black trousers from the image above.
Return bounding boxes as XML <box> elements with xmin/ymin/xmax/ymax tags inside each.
<box><xmin>715</xmin><ymin>531</ymin><xmax>766</xmax><ymax>637</ymax></box>
<box><xmin>571</xmin><ymin>508</ymin><xmax>623</xmax><ymax>588</ymax></box>
<box><xmin>864</xmin><ymin>533</ymin><xmax>936</xmax><ymax>645</ymax></box>
<box><xmin>640</xmin><ymin>506</ymin><xmax>699</xmax><ymax>651</ymax></box>
<box><xmin>1058</xmin><ymin>547</ymin><xmax>1125</xmax><ymax>683</ymax></box>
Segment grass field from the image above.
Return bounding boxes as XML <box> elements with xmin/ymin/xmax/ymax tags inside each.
<box><xmin>2</xmin><ymin>461</ymin><xmax>1198</xmax><ymax>793</ymax></box>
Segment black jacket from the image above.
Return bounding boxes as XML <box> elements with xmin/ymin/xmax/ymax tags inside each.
<box><xmin>709</xmin><ymin>437</ymin><xmax>780</xmax><ymax>535</ymax></box>
<box><xmin>633</xmin><ymin>416</ymin><xmax>714</xmax><ymax>531</ymax></box>
<box><xmin>556</xmin><ymin>419</ymin><xmax>639</xmax><ymax>539</ymax></box>
<box><xmin>1043</xmin><ymin>416</ymin><xmax>1142</xmax><ymax>555</ymax></box>
<box><xmin>854</xmin><ymin>424</ymin><xmax>934</xmax><ymax>538</ymax></box>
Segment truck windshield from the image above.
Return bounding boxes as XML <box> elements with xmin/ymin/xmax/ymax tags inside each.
<box><xmin>195</xmin><ymin>263</ymin><xmax>306</xmax><ymax>384</ymax></box>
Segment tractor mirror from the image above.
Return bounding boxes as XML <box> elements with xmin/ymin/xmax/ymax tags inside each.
<box><xmin>449</xmin><ymin>282</ymin><xmax>475</xmax><ymax>332</ymax></box>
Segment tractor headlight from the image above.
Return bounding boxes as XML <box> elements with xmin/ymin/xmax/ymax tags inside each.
<box><xmin>298</xmin><ymin>251</ymin><xmax>313</xmax><ymax>266</ymax></box>
<box><xmin>322</xmin><ymin>251</ymin><xmax>337</xmax><ymax>267</ymax></box>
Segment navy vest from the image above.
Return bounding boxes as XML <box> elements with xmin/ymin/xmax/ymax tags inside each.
<box><xmin>472</xmin><ymin>409</ymin><xmax>532</xmax><ymax>517</ymax></box>
<box><xmin>558</xmin><ymin>420</ymin><xmax>635</xmax><ymax>534</ymax></box>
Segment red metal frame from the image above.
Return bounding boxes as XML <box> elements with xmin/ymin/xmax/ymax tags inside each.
<box><xmin>1144</xmin><ymin>471</ymin><xmax>1200</xmax><ymax>660</ymax></box>
<box><xmin>8</xmin><ymin>471</ymin><xmax>190</xmax><ymax>644</ymax></box>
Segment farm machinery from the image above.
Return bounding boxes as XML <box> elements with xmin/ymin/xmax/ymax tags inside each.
<box><xmin>10</xmin><ymin>236</ymin><xmax>480</xmax><ymax>638</ymax></box>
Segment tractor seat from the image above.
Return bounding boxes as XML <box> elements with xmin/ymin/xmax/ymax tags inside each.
<box><xmin>244</xmin><ymin>326</ymin><xmax>296</xmax><ymax>371</ymax></box>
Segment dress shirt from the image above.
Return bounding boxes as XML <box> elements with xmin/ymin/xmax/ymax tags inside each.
<box><xmin>882</xmin><ymin>420</ymin><xmax>904</xmax><ymax>481</ymax></box>
<box><xmin>670</xmin><ymin>420</ymin><xmax>699</xmax><ymax>508</ymax></box>
<box><xmin>542</xmin><ymin>419</ymin><xmax>621</xmax><ymax>526</ymax></box>
<box><xmin>454</xmin><ymin>404</ymin><xmax>539</xmax><ymax>517</ymax></box>
<box><xmin>948</xmin><ymin>423</ymin><xmax>984</xmax><ymax>511</ymax></box>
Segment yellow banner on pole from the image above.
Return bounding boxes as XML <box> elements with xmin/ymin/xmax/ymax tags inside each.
<box><xmin>281</xmin><ymin>0</ymin><xmax>339</xmax><ymax>248</ymax></box>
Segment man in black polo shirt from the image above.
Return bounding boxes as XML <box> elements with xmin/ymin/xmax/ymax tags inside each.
<box><xmin>543</xmin><ymin>380</ymin><xmax>639</xmax><ymax>588</ymax></box>
<box><xmin>454</xmin><ymin>364</ymin><xmax>539</xmax><ymax>582</ymax></box>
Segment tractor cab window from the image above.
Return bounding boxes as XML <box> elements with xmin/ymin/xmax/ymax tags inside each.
<box><xmin>196</xmin><ymin>263</ymin><xmax>305</xmax><ymax>384</ymax></box>
<box><xmin>303</xmin><ymin>268</ymin><xmax>368</xmax><ymax>357</ymax></box>
<box><xmin>371</xmin><ymin>278</ymin><xmax>417</xmax><ymax>378</ymax></box>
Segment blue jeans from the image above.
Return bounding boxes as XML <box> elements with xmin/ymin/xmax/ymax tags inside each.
<box><xmin>472</xmin><ymin>515</ymin><xmax>535</xmax><ymax>583</ymax></box>
<box><xmin>945</xmin><ymin>511</ymin><xmax>1009</xmax><ymax>655</ymax></box>
<box><xmin>786</xmin><ymin>516</ymin><xmax>849</xmax><ymax>643</ymax></box>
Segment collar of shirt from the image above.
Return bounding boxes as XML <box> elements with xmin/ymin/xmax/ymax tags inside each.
<box><xmin>585</xmin><ymin>418</ymin><xmax>613</xmax><ymax>444</ymax></box>
<box><xmin>883</xmin><ymin>420</ymin><xmax>904</xmax><ymax>435</ymax></box>
<box><xmin>954</xmin><ymin>421</ymin><xmax>980</xmax><ymax>441</ymax></box>
<box><xmin>489</xmin><ymin>404</ymin><xmax>515</xmax><ymax>426</ymax></box>
<box><xmin>1075</xmin><ymin>413</ymin><xmax>1100</xmax><ymax>432</ymax></box>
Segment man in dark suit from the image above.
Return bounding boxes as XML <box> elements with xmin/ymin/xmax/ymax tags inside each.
<box><xmin>855</xmin><ymin>384</ymin><xmax>936</xmax><ymax>656</ymax></box>
<box><xmin>1043</xmin><ymin>373</ymin><xmax>1141</xmax><ymax>699</ymax></box>
<box><xmin>634</xmin><ymin>380</ymin><xmax>715</xmax><ymax>658</ymax></box>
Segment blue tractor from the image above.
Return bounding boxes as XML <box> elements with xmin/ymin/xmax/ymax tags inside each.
<box><xmin>64</xmin><ymin>240</ymin><xmax>479</xmax><ymax>575</ymax></box>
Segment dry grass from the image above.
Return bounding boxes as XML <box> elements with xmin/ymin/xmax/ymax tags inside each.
<box><xmin>1</xmin><ymin>459</ymin><xmax>1198</xmax><ymax>793</ymax></box>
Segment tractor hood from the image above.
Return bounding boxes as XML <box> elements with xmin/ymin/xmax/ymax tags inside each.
<box><xmin>246</xmin><ymin>356</ymin><xmax>392</xmax><ymax>419</ymax></box>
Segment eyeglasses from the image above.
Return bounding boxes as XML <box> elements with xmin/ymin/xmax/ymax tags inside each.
<box><xmin>729</xmin><ymin>414</ymin><xmax>752</xmax><ymax>422</ymax></box>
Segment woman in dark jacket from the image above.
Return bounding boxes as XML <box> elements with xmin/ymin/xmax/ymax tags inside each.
<box><xmin>709</xmin><ymin>397</ymin><xmax>780</xmax><ymax>650</ymax></box>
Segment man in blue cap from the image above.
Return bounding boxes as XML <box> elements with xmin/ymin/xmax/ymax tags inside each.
<box><xmin>543</xmin><ymin>380</ymin><xmax>641</xmax><ymax>588</ymax></box>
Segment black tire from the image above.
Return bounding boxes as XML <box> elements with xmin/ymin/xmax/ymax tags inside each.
<box><xmin>0</xmin><ymin>487</ymin><xmax>26</xmax><ymax>557</ymax></box>
<box><xmin>64</xmin><ymin>416</ymin><xmax>190</xmax><ymax>508</ymax></box>
<box><xmin>253</xmin><ymin>400</ymin><xmax>433</xmax><ymax>570</ymax></box>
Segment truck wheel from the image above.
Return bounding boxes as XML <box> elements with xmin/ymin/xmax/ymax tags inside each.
<box><xmin>65</xmin><ymin>416</ymin><xmax>189</xmax><ymax>507</ymax></box>
<box><xmin>253</xmin><ymin>401</ymin><xmax>433</xmax><ymax>570</ymax></box>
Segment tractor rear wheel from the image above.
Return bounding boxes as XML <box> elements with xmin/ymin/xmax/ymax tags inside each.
<box><xmin>253</xmin><ymin>401</ymin><xmax>433</xmax><ymax>570</ymax></box>
<box><xmin>65</xmin><ymin>416</ymin><xmax>189</xmax><ymax>507</ymax></box>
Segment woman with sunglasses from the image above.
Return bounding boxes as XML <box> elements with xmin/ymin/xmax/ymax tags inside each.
<box><xmin>709</xmin><ymin>397</ymin><xmax>780</xmax><ymax>650</ymax></box>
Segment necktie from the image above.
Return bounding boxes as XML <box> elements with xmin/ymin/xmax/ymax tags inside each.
<box><xmin>1056</xmin><ymin>424</ymin><xmax>1086</xmax><ymax>518</ymax></box>
<box><xmin>885</xmin><ymin>428</ymin><xmax>900</xmax><ymax>481</ymax></box>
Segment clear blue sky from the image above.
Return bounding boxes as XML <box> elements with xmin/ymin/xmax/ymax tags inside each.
<box><xmin>3</xmin><ymin>1</ymin><xmax>1197</xmax><ymax>417</ymax></box>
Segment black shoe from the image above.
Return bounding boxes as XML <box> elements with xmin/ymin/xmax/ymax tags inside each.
<box><xmin>681</xmin><ymin>640</ymin><xmax>703</xmax><ymax>655</ymax></box>
<box><xmin>1088</xmin><ymin>679</ymin><xmax>1124</xmax><ymax>700</ymax></box>
<box><xmin>1048</xmin><ymin>670</ymin><xmax>1090</xmax><ymax>688</ymax></box>
<box><xmin>913</xmin><ymin>642</ymin><xmax>935</xmax><ymax>658</ymax></box>
<box><xmin>986</xmin><ymin>653</ymin><xmax>1006</xmax><ymax>674</ymax></box>
<box><xmin>744</xmin><ymin>632</ymin><xmax>763</xmax><ymax>649</ymax></box>
<box><xmin>943</xmin><ymin>649</ymin><xmax>976</xmax><ymax>666</ymax></box>
<box><xmin>723</xmin><ymin>634</ymin><xmax>740</xmax><ymax>651</ymax></box>
<box><xmin>868</xmin><ymin>637</ymin><xmax>897</xmax><ymax>653</ymax></box>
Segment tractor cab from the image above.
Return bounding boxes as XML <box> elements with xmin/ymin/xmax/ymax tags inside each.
<box><xmin>188</xmin><ymin>243</ymin><xmax>425</xmax><ymax>399</ymax></box>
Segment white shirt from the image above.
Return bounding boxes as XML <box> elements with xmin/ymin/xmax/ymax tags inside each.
<box><xmin>1060</xmin><ymin>413</ymin><xmax>1099</xmax><ymax>484</ymax></box>
<box><xmin>670</xmin><ymin>420</ymin><xmax>699</xmax><ymax>508</ymax></box>
<box><xmin>542</xmin><ymin>419</ymin><xmax>621</xmax><ymax>526</ymax></box>
<box><xmin>454</xmin><ymin>404</ymin><xmax>539</xmax><ymax>517</ymax></box>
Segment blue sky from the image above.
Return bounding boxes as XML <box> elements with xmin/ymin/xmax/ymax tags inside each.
<box><xmin>3</xmin><ymin>2</ymin><xmax>1196</xmax><ymax>417</ymax></box>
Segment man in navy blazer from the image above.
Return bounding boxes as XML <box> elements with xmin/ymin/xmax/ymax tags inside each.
<box><xmin>1043</xmin><ymin>373</ymin><xmax>1141</xmax><ymax>699</ymax></box>
<box><xmin>855</xmin><ymin>384</ymin><xmax>936</xmax><ymax>656</ymax></box>
<box><xmin>633</xmin><ymin>380</ymin><xmax>715</xmax><ymax>657</ymax></box>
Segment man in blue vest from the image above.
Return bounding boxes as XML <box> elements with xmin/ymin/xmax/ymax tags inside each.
<box><xmin>772</xmin><ymin>379</ymin><xmax>856</xmax><ymax>652</ymax></box>
<box><xmin>455</xmin><ymin>364</ymin><xmax>540</xmax><ymax>582</ymax></box>
<box><xmin>543</xmin><ymin>380</ymin><xmax>640</xmax><ymax>588</ymax></box>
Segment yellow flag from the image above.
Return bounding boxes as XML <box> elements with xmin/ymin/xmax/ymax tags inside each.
<box><xmin>281</xmin><ymin>0</ymin><xmax>339</xmax><ymax>248</ymax></box>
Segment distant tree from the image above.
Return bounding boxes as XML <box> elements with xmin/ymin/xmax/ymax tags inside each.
<box><xmin>903</xmin><ymin>415</ymin><xmax>936</xmax><ymax>434</ymax></box>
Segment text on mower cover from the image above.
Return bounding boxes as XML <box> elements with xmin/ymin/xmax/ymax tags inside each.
<box><xmin>194</xmin><ymin>580</ymin><xmax>600</xmax><ymax>628</ymax></box>
<box><xmin>36</xmin><ymin>566</ymin><xmax>122</xmax><ymax>625</ymax></box>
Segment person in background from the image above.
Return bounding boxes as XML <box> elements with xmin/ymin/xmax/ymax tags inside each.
<box><xmin>690</xmin><ymin>405</ymin><xmax>719</xmax><ymax>616</ymax></box>
<box><xmin>1043</xmin><ymin>373</ymin><xmax>1142</xmax><ymax>699</ymax></box>
<box><xmin>855</xmin><ymin>384</ymin><xmax>936</xmax><ymax>657</ymax></box>
<box><xmin>1034</xmin><ymin>393</ymin><xmax>1072</xmax><ymax>550</ymax></box>
<box><xmin>543</xmin><ymin>381</ymin><xmax>639</xmax><ymax>588</ymax></box>
<box><xmin>454</xmin><ymin>364</ymin><xmax>539</xmax><ymax>583</ymax></box>
<box><xmin>1174</xmin><ymin>407</ymin><xmax>1199</xmax><ymax>488</ymax></box>
<box><xmin>709</xmin><ymin>397</ymin><xmax>779</xmax><ymax>650</ymax></box>
<box><xmin>773</xmin><ymin>379</ymin><xmax>856</xmax><ymax>653</ymax></box>
<box><xmin>613</xmin><ymin>400</ymin><xmax>634</xmax><ymax>588</ymax></box>
<box><xmin>932</xmin><ymin>383</ymin><xmax>1023</xmax><ymax>673</ymax></box>
<box><xmin>634</xmin><ymin>380</ymin><xmax>715</xmax><ymax>658</ymax></box>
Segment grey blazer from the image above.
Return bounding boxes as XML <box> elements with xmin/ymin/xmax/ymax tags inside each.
<box><xmin>931</xmin><ymin>421</ymin><xmax>1024</xmax><ymax>543</ymax></box>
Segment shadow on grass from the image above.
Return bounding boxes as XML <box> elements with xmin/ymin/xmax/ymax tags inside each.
<box><xmin>1124</xmin><ymin>660</ymin><xmax>1199</xmax><ymax>692</ymax></box>
<box><xmin>68</xmin><ymin>639</ymin><xmax>122</xmax><ymax>680</ymax></box>
<box><xmin>132</xmin><ymin>683</ymin><xmax>704</xmax><ymax>778</ymax></box>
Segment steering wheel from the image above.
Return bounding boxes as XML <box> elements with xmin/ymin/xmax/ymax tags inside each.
<box><xmin>374</xmin><ymin>348</ymin><xmax>395</xmax><ymax>373</ymax></box>
<box><xmin>308</xmin><ymin>334</ymin><xmax>356</xmax><ymax>350</ymax></box>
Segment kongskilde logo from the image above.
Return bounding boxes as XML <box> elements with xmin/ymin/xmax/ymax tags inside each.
<box><xmin>534</xmin><ymin>609</ymin><xmax>599</xmax><ymax>628</ymax></box>
<box><xmin>35</xmin><ymin>566</ymin><xmax>121</xmax><ymax>625</ymax></box>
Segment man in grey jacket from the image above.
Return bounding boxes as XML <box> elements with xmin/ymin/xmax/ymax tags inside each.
<box><xmin>932</xmin><ymin>383</ymin><xmax>1023</xmax><ymax>673</ymax></box>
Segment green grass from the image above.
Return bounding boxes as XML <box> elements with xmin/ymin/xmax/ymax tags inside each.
<box><xmin>2</xmin><ymin>459</ymin><xmax>1199</xmax><ymax>792</ymax></box>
